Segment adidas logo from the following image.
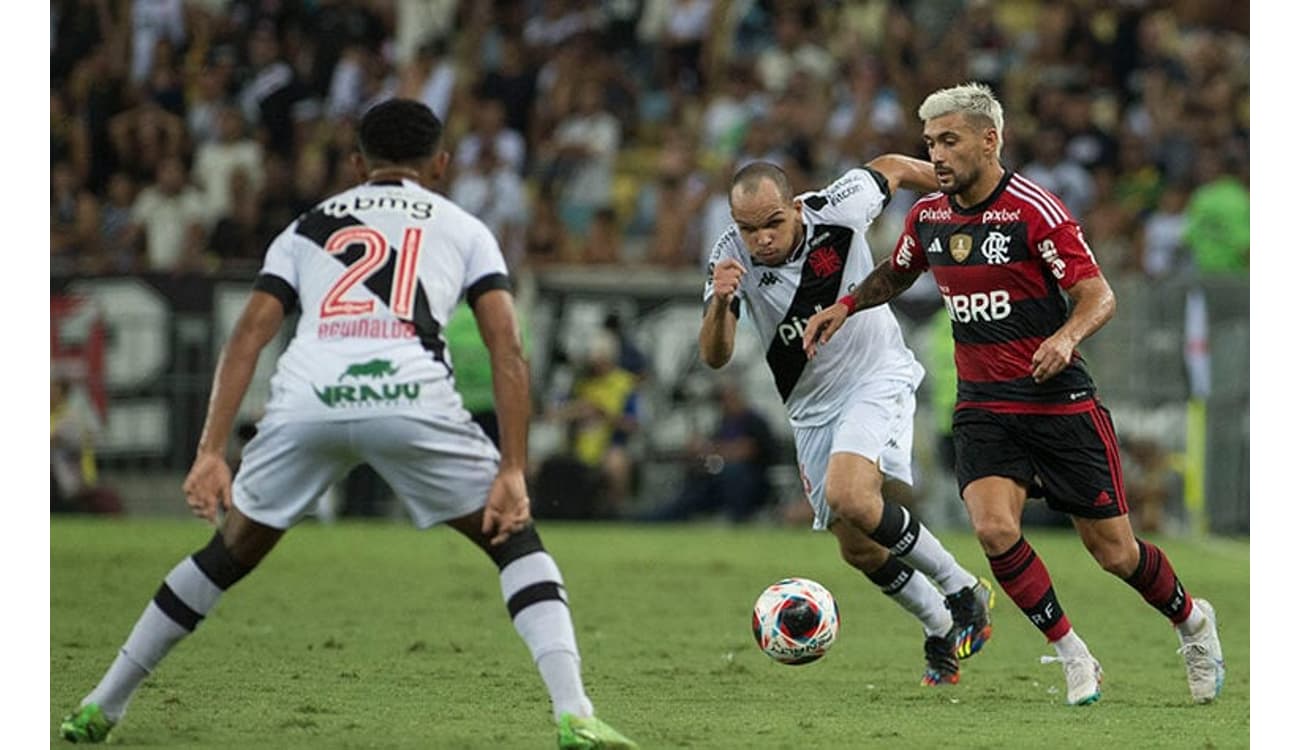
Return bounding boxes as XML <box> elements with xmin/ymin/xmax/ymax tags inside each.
<box><xmin>927</xmin><ymin>238</ymin><xmax>944</xmax><ymax>254</ymax></box>
<box><xmin>758</xmin><ymin>272</ymin><xmax>780</xmax><ymax>286</ymax></box>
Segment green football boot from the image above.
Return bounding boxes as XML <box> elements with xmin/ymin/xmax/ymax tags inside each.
<box><xmin>557</xmin><ymin>713</ymin><xmax>638</xmax><ymax>749</ymax></box>
<box><xmin>60</xmin><ymin>703</ymin><xmax>114</xmax><ymax>744</ymax></box>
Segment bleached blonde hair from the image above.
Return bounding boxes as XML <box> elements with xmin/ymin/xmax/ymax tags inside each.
<box><xmin>918</xmin><ymin>82</ymin><xmax>1005</xmax><ymax>157</ymax></box>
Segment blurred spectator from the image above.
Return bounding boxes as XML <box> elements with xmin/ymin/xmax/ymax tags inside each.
<box><xmin>455</xmin><ymin>95</ymin><xmax>527</xmax><ymax>175</ymax></box>
<box><xmin>107</xmin><ymin>98</ymin><xmax>187</xmax><ymax>185</ymax></box>
<box><xmin>206</xmin><ymin>168</ymin><xmax>270</xmax><ymax>267</ymax></box>
<box><xmin>393</xmin><ymin>0</ymin><xmax>459</xmax><ymax>67</ymax></box>
<box><xmin>51</xmin><ymin>161</ymin><xmax>101</xmax><ymax>274</ymax></box>
<box><xmin>635</xmin><ymin>381</ymin><xmax>775</xmax><ymax>523</ymax></box>
<box><xmin>1184</xmin><ymin>150</ymin><xmax>1249</xmax><ymax>276</ymax></box>
<box><xmin>192</xmin><ymin>105</ymin><xmax>264</xmax><ymax>223</ymax></box>
<box><xmin>1020</xmin><ymin>127</ymin><xmax>1096</xmax><ymax>219</ymax></box>
<box><xmin>756</xmin><ymin>5</ymin><xmax>835</xmax><ymax>94</ymax></box>
<box><xmin>645</xmin><ymin>158</ymin><xmax>710</xmax><ymax>267</ymax></box>
<box><xmin>477</xmin><ymin>35</ymin><xmax>539</xmax><ymax>136</ymax></box>
<box><xmin>450</xmin><ymin>144</ymin><xmax>530</xmax><ymax>269</ymax></box>
<box><xmin>129</xmin><ymin>157</ymin><xmax>209</xmax><ymax>272</ymax></box>
<box><xmin>523</xmin><ymin>193</ymin><xmax>574</xmax><ymax>267</ymax></box>
<box><xmin>540</xmin><ymin>78</ymin><xmax>621</xmax><ymax>235</ymax></box>
<box><xmin>51</xmin><ymin>375</ymin><xmax>121</xmax><ymax>515</ymax></box>
<box><xmin>97</xmin><ymin>172</ymin><xmax>142</xmax><ymax>272</ymax></box>
<box><xmin>638</xmin><ymin>0</ymin><xmax>715</xmax><ymax>93</ymax></box>
<box><xmin>701</xmin><ymin>61</ymin><xmax>765</xmax><ymax>161</ymax></box>
<box><xmin>540</xmin><ymin>331</ymin><xmax>641</xmax><ymax>518</ymax></box>
<box><xmin>398</xmin><ymin>37</ymin><xmax>457</xmax><ymax>122</ymax></box>
<box><xmin>130</xmin><ymin>0</ymin><xmax>185</xmax><ymax>85</ymax></box>
<box><xmin>602</xmin><ymin>312</ymin><xmax>649</xmax><ymax>379</ymax></box>
<box><xmin>1139</xmin><ymin>183</ymin><xmax>1191</xmax><ymax>280</ymax></box>
<box><xmin>237</xmin><ymin>21</ymin><xmax>310</xmax><ymax>158</ymax></box>
<box><xmin>577</xmin><ymin>207</ymin><xmax>624</xmax><ymax>265</ymax></box>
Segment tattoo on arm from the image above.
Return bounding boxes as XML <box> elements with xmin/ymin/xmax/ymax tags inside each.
<box><xmin>852</xmin><ymin>259</ymin><xmax>919</xmax><ymax>311</ymax></box>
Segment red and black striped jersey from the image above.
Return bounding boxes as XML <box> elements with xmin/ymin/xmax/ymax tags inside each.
<box><xmin>890</xmin><ymin>170</ymin><xmax>1102</xmax><ymax>414</ymax></box>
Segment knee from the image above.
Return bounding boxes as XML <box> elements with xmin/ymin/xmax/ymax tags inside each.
<box><xmin>971</xmin><ymin>516</ymin><xmax>1021</xmax><ymax>556</ymax></box>
<box><xmin>824</xmin><ymin>477</ymin><xmax>880</xmax><ymax>525</ymax></box>
<box><xmin>1087</xmin><ymin>539</ymin><xmax>1139</xmax><ymax>577</ymax></box>
<box><xmin>839</xmin><ymin>538</ymin><xmax>890</xmax><ymax>572</ymax></box>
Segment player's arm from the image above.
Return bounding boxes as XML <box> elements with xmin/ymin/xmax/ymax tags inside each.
<box><xmin>185</xmin><ymin>289</ymin><xmax>285</xmax><ymax>523</ymax></box>
<box><xmin>700</xmin><ymin>257</ymin><xmax>744</xmax><ymax>368</ymax></box>
<box><xmin>1031</xmin><ymin>274</ymin><xmax>1115</xmax><ymax>383</ymax></box>
<box><xmin>864</xmin><ymin>154</ymin><xmax>940</xmax><ymax>195</ymax></box>
<box><xmin>801</xmin><ymin>258</ymin><xmax>923</xmax><ymax>357</ymax></box>
<box><xmin>472</xmin><ymin>287</ymin><xmax>534</xmax><ymax>544</ymax></box>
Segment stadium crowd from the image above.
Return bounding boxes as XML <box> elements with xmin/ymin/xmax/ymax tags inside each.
<box><xmin>51</xmin><ymin>0</ymin><xmax>1249</xmax><ymax>524</ymax></box>
<box><xmin>52</xmin><ymin>0</ymin><xmax>1248</xmax><ymax>280</ymax></box>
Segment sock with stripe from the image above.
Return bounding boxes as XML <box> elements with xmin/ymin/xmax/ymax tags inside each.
<box><xmin>987</xmin><ymin>536</ymin><xmax>1072</xmax><ymax>642</ymax></box>
<box><xmin>82</xmin><ymin>532</ymin><xmax>250</xmax><ymax>720</ymax></box>
<box><xmin>868</xmin><ymin>501</ymin><xmax>978</xmax><ymax>595</ymax></box>
<box><xmin>864</xmin><ymin>556</ymin><xmax>953</xmax><ymax>637</ymax></box>
<box><xmin>1124</xmin><ymin>538</ymin><xmax>1204</xmax><ymax>635</ymax></box>
<box><xmin>498</xmin><ymin>546</ymin><xmax>592</xmax><ymax>721</ymax></box>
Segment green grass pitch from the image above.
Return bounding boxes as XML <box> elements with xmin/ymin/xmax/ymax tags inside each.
<box><xmin>51</xmin><ymin>517</ymin><xmax>1249</xmax><ymax>748</ymax></box>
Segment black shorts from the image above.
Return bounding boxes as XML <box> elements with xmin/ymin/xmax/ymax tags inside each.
<box><xmin>952</xmin><ymin>402</ymin><xmax>1129</xmax><ymax>519</ymax></box>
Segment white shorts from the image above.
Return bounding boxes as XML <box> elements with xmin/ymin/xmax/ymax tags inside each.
<box><xmin>232</xmin><ymin>415</ymin><xmax>500</xmax><ymax>530</ymax></box>
<box><xmin>792</xmin><ymin>379</ymin><xmax>917</xmax><ymax>531</ymax></box>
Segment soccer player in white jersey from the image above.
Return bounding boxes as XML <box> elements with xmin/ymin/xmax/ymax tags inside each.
<box><xmin>701</xmin><ymin>159</ymin><xmax>994</xmax><ymax>685</ymax></box>
<box><xmin>60</xmin><ymin>99</ymin><xmax>637</xmax><ymax>749</ymax></box>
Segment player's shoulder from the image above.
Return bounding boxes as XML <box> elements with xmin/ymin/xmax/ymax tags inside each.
<box><xmin>707</xmin><ymin>223</ymin><xmax>746</xmax><ymax>260</ymax></box>
<box><xmin>798</xmin><ymin>167</ymin><xmax>883</xmax><ymax>219</ymax></box>
<box><xmin>1002</xmin><ymin>171</ymin><xmax>1076</xmax><ymax>231</ymax></box>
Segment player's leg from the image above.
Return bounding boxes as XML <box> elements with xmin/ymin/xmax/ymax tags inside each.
<box><xmin>62</xmin><ymin>508</ymin><xmax>283</xmax><ymax>742</ymax></box>
<box><xmin>1047</xmin><ymin>404</ymin><xmax>1222</xmax><ymax>703</ymax></box>
<box><xmin>372</xmin><ymin>415</ymin><xmax>635</xmax><ymax>747</ymax></box>
<box><xmin>62</xmin><ymin>420</ymin><xmax>353</xmax><ymax>742</ymax></box>
<box><xmin>445</xmin><ymin>512</ymin><xmax>636</xmax><ymax>748</ymax></box>
<box><xmin>963</xmin><ymin>475</ymin><xmax>1102</xmax><ymax>705</ymax></box>
<box><xmin>828</xmin><ymin>519</ymin><xmax>959</xmax><ymax>685</ymax></box>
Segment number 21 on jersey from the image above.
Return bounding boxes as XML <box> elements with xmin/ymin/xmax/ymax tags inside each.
<box><xmin>320</xmin><ymin>226</ymin><xmax>423</xmax><ymax>320</ymax></box>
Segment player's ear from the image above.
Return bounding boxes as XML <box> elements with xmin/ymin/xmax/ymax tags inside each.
<box><xmin>350</xmin><ymin>152</ymin><xmax>368</xmax><ymax>182</ymax></box>
<box><xmin>427</xmin><ymin>150</ymin><xmax>451</xmax><ymax>181</ymax></box>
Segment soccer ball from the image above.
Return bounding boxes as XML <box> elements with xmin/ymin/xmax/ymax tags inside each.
<box><xmin>751</xmin><ymin>577</ymin><xmax>840</xmax><ymax>665</ymax></box>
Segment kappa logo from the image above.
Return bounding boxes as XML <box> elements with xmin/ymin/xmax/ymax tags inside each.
<box><xmin>758</xmin><ymin>272</ymin><xmax>780</xmax><ymax>286</ymax></box>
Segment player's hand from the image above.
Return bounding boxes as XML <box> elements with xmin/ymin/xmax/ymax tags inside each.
<box><xmin>802</xmin><ymin>303</ymin><xmax>850</xmax><ymax>359</ymax></box>
<box><xmin>1031</xmin><ymin>332</ymin><xmax>1075</xmax><ymax>383</ymax></box>
<box><xmin>482</xmin><ymin>468</ymin><xmax>532</xmax><ymax>546</ymax></box>
<box><xmin>183</xmin><ymin>451</ymin><xmax>233</xmax><ymax>526</ymax></box>
<box><xmin>711</xmin><ymin>258</ymin><xmax>746</xmax><ymax>302</ymax></box>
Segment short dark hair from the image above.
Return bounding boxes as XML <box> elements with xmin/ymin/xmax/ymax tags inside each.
<box><xmin>730</xmin><ymin>161</ymin><xmax>793</xmax><ymax>203</ymax></box>
<box><xmin>357</xmin><ymin>98</ymin><xmax>443</xmax><ymax>165</ymax></box>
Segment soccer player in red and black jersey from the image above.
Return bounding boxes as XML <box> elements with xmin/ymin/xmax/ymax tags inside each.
<box><xmin>802</xmin><ymin>83</ymin><xmax>1224</xmax><ymax>707</ymax></box>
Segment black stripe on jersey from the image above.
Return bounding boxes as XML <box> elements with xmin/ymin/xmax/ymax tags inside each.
<box><xmin>766</xmin><ymin>224</ymin><xmax>854</xmax><ymax>401</ymax></box>
<box><xmin>957</xmin><ymin>371</ymin><xmax>1095</xmax><ymax>404</ymax></box>
<box><xmin>949</xmin><ymin>295</ymin><xmax>1068</xmax><ymax>345</ymax></box>
<box><xmin>253</xmin><ymin>273</ymin><xmax>299</xmax><ymax>314</ymax></box>
<box><xmin>296</xmin><ymin>208</ymin><xmax>451</xmax><ymax>374</ymax></box>
<box><xmin>466</xmin><ymin>272</ymin><xmax>511</xmax><ymax>309</ymax></box>
<box><xmin>295</xmin><ymin>208</ymin><xmax>363</xmax><ymax>247</ymax></box>
<box><xmin>863</xmin><ymin>166</ymin><xmax>892</xmax><ymax>209</ymax></box>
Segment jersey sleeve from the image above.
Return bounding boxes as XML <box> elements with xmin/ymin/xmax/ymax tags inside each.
<box><xmin>819</xmin><ymin>167</ymin><xmax>891</xmax><ymax>227</ymax></box>
<box><xmin>703</xmin><ymin>226</ymin><xmax>744</xmax><ymax>317</ymax></box>
<box><xmin>254</xmin><ymin>223</ymin><xmax>301</xmax><ymax>312</ymax></box>
<box><xmin>1032</xmin><ymin>221</ymin><xmax>1101</xmax><ymax>288</ymax></box>
<box><xmin>890</xmin><ymin>204</ymin><xmax>929</xmax><ymax>274</ymax></box>
<box><xmin>462</xmin><ymin>219</ymin><xmax>511</xmax><ymax>307</ymax></box>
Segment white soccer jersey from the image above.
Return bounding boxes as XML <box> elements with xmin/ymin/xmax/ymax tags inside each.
<box><xmin>254</xmin><ymin>177</ymin><xmax>509</xmax><ymax>423</ymax></box>
<box><xmin>704</xmin><ymin>167</ymin><xmax>923</xmax><ymax>428</ymax></box>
